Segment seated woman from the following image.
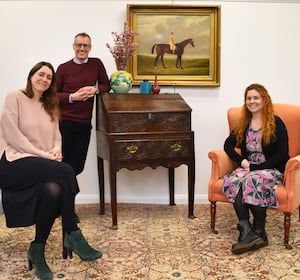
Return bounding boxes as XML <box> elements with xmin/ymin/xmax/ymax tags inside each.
<box><xmin>0</xmin><ymin>61</ymin><xmax>102</xmax><ymax>280</ymax></box>
<box><xmin>222</xmin><ymin>83</ymin><xmax>289</xmax><ymax>254</ymax></box>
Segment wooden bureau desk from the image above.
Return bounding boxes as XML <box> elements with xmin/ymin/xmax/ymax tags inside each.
<box><xmin>96</xmin><ymin>92</ymin><xmax>195</xmax><ymax>229</ymax></box>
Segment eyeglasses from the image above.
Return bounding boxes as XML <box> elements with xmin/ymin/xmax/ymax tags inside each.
<box><xmin>74</xmin><ymin>43</ymin><xmax>91</xmax><ymax>49</ymax></box>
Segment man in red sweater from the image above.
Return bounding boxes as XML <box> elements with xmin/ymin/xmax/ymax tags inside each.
<box><xmin>56</xmin><ymin>33</ymin><xmax>110</xmax><ymax>220</ymax></box>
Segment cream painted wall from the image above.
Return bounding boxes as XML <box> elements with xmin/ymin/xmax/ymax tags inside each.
<box><xmin>0</xmin><ymin>1</ymin><xmax>299</xmax><ymax>209</ymax></box>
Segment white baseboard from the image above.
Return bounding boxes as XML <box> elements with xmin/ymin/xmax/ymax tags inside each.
<box><xmin>0</xmin><ymin>194</ymin><xmax>209</xmax><ymax>215</ymax></box>
<box><xmin>75</xmin><ymin>193</ymin><xmax>210</xmax><ymax>205</ymax></box>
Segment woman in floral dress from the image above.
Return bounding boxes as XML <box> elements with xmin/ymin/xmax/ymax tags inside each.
<box><xmin>222</xmin><ymin>83</ymin><xmax>289</xmax><ymax>254</ymax></box>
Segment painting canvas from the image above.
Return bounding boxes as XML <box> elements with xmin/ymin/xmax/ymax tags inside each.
<box><xmin>127</xmin><ymin>5</ymin><xmax>221</xmax><ymax>86</ymax></box>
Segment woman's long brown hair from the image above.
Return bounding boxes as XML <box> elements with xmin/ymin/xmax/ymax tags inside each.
<box><xmin>23</xmin><ymin>61</ymin><xmax>59</xmax><ymax>121</ymax></box>
<box><xmin>235</xmin><ymin>83</ymin><xmax>276</xmax><ymax>146</ymax></box>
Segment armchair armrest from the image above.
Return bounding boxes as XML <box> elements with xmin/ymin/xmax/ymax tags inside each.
<box><xmin>283</xmin><ymin>154</ymin><xmax>300</xmax><ymax>212</ymax></box>
<box><xmin>208</xmin><ymin>150</ymin><xmax>238</xmax><ymax>181</ymax></box>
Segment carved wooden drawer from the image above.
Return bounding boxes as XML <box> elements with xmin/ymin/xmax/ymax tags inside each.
<box><xmin>109</xmin><ymin>112</ymin><xmax>190</xmax><ymax>133</ymax></box>
<box><xmin>115</xmin><ymin>133</ymin><xmax>193</xmax><ymax>161</ymax></box>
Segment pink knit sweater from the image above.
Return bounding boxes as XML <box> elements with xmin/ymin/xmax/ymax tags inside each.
<box><xmin>0</xmin><ymin>91</ymin><xmax>61</xmax><ymax>162</ymax></box>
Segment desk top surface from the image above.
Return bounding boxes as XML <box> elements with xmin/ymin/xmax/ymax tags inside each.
<box><xmin>100</xmin><ymin>93</ymin><xmax>192</xmax><ymax>113</ymax></box>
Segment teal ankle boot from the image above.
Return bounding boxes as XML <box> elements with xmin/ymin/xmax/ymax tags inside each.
<box><xmin>64</xmin><ymin>229</ymin><xmax>102</xmax><ymax>261</ymax></box>
<box><xmin>27</xmin><ymin>242</ymin><xmax>53</xmax><ymax>280</ymax></box>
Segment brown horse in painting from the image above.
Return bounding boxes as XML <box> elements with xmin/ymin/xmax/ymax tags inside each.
<box><xmin>151</xmin><ymin>38</ymin><xmax>195</xmax><ymax>69</ymax></box>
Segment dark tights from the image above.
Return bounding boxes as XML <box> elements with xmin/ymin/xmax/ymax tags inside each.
<box><xmin>233</xmin><ymin>189</ymin><xmax>267</xmax><ymax>223</ymax></box>
<box><xmin>34</xmin><ymin>182</ymin><xmax>78</xmax><ymax>243</ymax></box>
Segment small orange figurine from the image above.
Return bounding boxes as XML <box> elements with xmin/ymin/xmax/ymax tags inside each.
<box><xmin>152</xmin><ymin>74</ymin><xmax>160</xmax><ymax>94</ymax></box>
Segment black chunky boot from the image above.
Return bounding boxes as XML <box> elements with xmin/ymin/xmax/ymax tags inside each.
<box><xmin>232</xmin><ymin>220</ymin><xmax>264</xmax><ymax>254</ymax></box>
<box><xmin>27</xmin><ymin>242</ymin><xmax>53</xmax><ymax>280</ymax></box>
<box><xmin>64</xmin><ymin>229</ymin><xmax>102</xmax><ymax>261</ymax></box>
<box><xmin>253</xmin><ymin>219</ymin><xmax>268</xmax><ymax>247</ymax></box>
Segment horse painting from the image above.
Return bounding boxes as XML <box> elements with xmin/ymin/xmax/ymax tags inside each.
<box><xmin>151</xmin><ymin>38</ymin><xmax>195</xmax><ymax>69</ymax></box>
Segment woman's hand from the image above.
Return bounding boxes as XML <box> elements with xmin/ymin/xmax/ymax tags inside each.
<box><xmin>241</xmin><ymin>159</ymin><xmax>250</xmax><ymax>170</ymax></box>
<box><xmin>49</xmin><ymin>149</ymin><xmax>63</xmax><ymax>162</ymax></box>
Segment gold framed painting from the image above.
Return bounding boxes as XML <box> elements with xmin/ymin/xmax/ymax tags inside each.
<box><xmin>127</xmin><ymin>4</ymin><xmax>221</xmax><ymax>87</ymax></box>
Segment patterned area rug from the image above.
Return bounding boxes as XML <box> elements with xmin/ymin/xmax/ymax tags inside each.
<box><xmin>1</xmin><ymin>203</ymin><xmax>300</xmax><ymax>280</ymax></box>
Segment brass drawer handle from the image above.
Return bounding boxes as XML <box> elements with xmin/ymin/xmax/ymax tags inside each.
<box><xmin>126</xmin><ymin>145</ymin><xmax>139</xmax><ymax>154</ymax></box>
<box><xmin>148</xmin><ymin>113</ymin><xmax>155</xmax><ymax>122</ymax></box>
<box><xmin>170</xmin><ymin>143</ymin><xmax>182</xmax><ymax>152</ymax></box>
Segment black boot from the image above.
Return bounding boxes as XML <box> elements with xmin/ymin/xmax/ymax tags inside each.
<box><xmin>64</xmin><ymin>229</ymin><xmax>102</xmax><ymax>261</ymax></box>
<box><xmin>232</xmin><ymin>220</ymin><xmax>264</xmax><ymax>254</ymax></box>
<box><xmin>27</xmin><ymin>242</ymin><xmax>53</xmax><ymax>280</ymax></box>
<box><xmin>253</xmin><ymin>219</ymin><xmax>268</xmax><ymax>247</ymax></box>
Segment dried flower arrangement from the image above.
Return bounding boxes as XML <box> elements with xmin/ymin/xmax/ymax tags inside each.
<box><xmin>106</xmin><ymin>22</ymin><xmax>138</xmax><ymax>71</ymax></box>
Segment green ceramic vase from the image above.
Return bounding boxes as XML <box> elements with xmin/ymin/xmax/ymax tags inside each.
<box><xmin>110</xmin><ymin>70</ymin><xmax>133</xmax><ymax>94</ymax></box>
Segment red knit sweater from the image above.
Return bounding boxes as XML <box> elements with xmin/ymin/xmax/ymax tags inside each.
<box><xmin>56</xmin><ymin>58</ymin><xmax>110</xmax><ymax>124</ymax></box>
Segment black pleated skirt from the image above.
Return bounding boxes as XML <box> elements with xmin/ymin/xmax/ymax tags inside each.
<box><xmin>0</xmin><ymin>153</ymin><xmax>79</xmax><ymax>228</ymax></box>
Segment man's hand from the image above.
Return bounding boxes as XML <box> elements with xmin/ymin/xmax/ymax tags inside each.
<box><xmin>70</xmin><ymin>86</ymin><xmax>96</xmax><ymax>101</ymax></box>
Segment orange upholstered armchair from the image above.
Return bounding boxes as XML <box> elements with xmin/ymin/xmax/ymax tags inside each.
<box><xmin>208</xmin><ymin>103</ymin><xmax>300</xmax><ymax>249</ymax></box>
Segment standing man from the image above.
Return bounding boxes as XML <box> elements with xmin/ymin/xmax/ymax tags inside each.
<box><xmin>56</xmin><ymin>33</ymin><xmax>110</xmax><ymax>220</ymax></box>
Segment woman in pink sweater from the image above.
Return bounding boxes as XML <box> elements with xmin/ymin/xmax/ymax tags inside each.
<box><xmin>0</xmin><ymin>62</ymin><xmax>102</xmax><ymax>280</ymax></box>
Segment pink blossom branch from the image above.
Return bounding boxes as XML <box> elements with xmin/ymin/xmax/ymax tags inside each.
<box><xmin>106</xmin><ymin>22</ymin><xmax>138</xmax><ymax>70</ymax></box>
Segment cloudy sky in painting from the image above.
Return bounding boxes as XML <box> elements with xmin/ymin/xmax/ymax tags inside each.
<box><xmin>136</xmin><ymin>14</ymin><xmax>210</xmax><ymax>57</ymax></box>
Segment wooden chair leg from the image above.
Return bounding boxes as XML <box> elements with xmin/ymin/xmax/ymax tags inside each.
<box><xmin>210</xmin><ymin>202</ymin><xmax>218</xmax><ymax>234</ymax></box>
<box><xmin>62</xmin><ymin>223</ymin><xmax>67</xmax><ymax>259</ymax></box>
<box><xmin>284</xmin><ymin>212</ymin><xmax>292</xmax><ymax>249</ymax></box>
<box><xmin>62</xmin><ymin>222</ymin><xmax>72</xmax><ymax>259</ymax></box>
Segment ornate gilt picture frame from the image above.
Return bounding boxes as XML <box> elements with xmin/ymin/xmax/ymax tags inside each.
<box><xmin>127</xmin><ymin>4</ymin><xmax>221</xmax><ymax>87</ymax></box>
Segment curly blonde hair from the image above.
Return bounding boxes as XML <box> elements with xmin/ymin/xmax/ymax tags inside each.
<box><xmin>235</xmin><ymin>83</ymin><xmax>276</xmax><ymax>146</ymax></box>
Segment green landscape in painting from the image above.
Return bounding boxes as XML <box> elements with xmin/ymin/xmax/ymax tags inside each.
<box><xmin>137</xmin><ymin>54</ymin><xmax>209</xmax><ymax>76</ymax></box>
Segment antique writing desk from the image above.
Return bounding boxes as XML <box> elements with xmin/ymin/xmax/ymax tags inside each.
<box><xmin>96</xmin><ymin>92</ymin><xmax>195</xmax><ymax>229</ymax></box>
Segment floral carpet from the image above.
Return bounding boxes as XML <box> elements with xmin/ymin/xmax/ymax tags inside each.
<box><xmin>1</xmin><ymin>203</ymin><xmax>300</xmax><ymax>280</ymax></box>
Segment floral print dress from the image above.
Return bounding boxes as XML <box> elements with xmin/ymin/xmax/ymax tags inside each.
<box><xmin>222</xmin><ymin>127</ymin><xmax>283</xmax><ymax>208</ymax></box>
